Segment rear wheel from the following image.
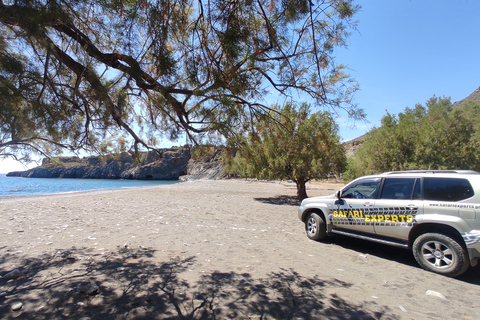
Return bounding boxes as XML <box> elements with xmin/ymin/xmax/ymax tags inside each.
<box><xmin>305</xmin><ymin>212</ymin><xmax>326</xmax><ymax>241</ymax></box>
<box><xmin>412</xmin><ymin>233</ymin><xmax>469</xmax><ymax>277</ymax></box>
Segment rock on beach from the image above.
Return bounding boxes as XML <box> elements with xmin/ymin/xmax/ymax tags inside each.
<box><xmin>2</xmin><ymin>269</ymin><xmax>20</xmax><ymax>280</ymax></box>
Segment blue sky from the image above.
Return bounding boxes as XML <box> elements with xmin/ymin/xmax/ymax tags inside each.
<box><xmin>1</xmin><ymin>0</ymin><xmax>480</xmax><ymax>173</ymax></box>
<box><xmin>336</xmin><ymin>0</ymin><xmax>480</xmax><ymax>141</ymax></box>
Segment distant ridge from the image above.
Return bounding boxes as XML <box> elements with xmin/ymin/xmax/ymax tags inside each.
<box><xmin>343</xmin><ymin>134</ymin><xmax>367</xmax><ymax>158</ymax></box>
<box><xmin>452</xmin><ymin>86</ymin><xmax>480</xmax><ymax>109</ymax></box>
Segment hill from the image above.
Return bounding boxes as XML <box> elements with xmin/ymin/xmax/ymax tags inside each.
<box><xmin>452</xmin><ymin>86</ymin><xmax>480</xmax><ymax>109</ymax></box>
<box><xmin>343</xmin><ymin>134</ymin><xmax>367</xmax><ymax>158</ymax></box>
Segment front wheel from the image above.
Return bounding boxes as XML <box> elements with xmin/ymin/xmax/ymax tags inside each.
<box><xmin>412</xmin><ymin>233</ymin><xmax>469</xmax><ymax>277</ymax></box>
<box><xmin>305</xmin><ymin>212</ymin><xmax>326</xmax><ymax>241</ymax></box>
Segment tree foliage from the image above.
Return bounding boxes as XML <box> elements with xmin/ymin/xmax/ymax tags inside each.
<box><xmin>226</xmin><ymin>102</ymin><xmax>347</xmax><ymax>200</ymax></box>
<box><xmin>0</xmin><ymin>0</ymin><xmax>361</xmax><ymax>162</ymax></box>
<box><xmin>345</xmin><ymin>96</ymin><xmax>480</xmax><ymax>180</ymax></box>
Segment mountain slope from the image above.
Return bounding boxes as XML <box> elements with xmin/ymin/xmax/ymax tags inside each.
<box><xmin>452</xmin><ymin>86</ymin><xmax>480</xmax><ymax>109</ymax></box>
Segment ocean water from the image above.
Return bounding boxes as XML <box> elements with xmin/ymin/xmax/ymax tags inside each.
<box><xmin>0</xmin><ymin>174</ymin><xmax>179</xmax><ymax>198</ymax></box>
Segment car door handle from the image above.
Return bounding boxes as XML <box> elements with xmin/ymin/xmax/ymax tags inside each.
<box><xmin>406</xmin><ymin>205</ymin><xmax>418</xmax><ymax>210</ymax></box>
<box><xmin>364</xmin><ymin>202</ymin><xmax>373</xmax><ymax>207</ymax></box>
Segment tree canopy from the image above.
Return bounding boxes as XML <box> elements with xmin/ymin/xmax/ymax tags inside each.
<box><xmin>345</xmin><ymin>96</ymin><xmax>480</xmax><ymax>180</ymax></box>
<box><xmin>226</xmin><ymin>102</ymin><xmax>346</xmax><ymax>200</ymax></box>
<box><xmin>0</xmin><ymin>0</ymin><xmax>361</xmax><ymax>162</ymax></box>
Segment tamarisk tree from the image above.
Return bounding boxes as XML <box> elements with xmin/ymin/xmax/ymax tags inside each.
<box><xmin>0</xmin><ymin>0</ymin><xmax>361</xmax><ymax>162</ymax></box>
<box><xmin>227</xmin><ymin>102</ymin><xmax>347</xmax><ymax>200</ymax></box>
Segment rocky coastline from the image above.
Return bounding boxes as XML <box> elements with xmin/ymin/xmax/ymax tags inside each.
<box><xmin>6</xmin><ymin>146</ymin><xmax>225</xmax><ymax>181</ymax></box>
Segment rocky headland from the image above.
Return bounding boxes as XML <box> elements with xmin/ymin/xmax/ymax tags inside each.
<box><xmin>6</xmin><ymin>146</ymin><xmax>225</xmax><ymax>181</ymax></box>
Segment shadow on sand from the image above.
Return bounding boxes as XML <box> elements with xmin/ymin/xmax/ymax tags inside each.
<box><xmin>0</xmin><ymin>246</ymin><xmax>391</xmax><ymax>320</ymax></box>
<box><xmin>254</xmin><ymin>195</ymin><xmax>300</xmax><ymax>206</ymax></box>
<box><xmin>322</xmin><ymin>235</ymin><xmax>480</xmax><ymax>285</ymax></box>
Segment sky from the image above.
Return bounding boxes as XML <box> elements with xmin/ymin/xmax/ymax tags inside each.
<box><xmin>1</xmin><ymin>0</ymin><xmax>480</xmax><ymax>173</ymax></box>
<box><xmin>335</xmin><ymin>0</ymin><xmax>480</xmax><ymax>142</ymax></box>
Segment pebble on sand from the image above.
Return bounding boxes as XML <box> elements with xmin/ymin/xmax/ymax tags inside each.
<box><xmin>2</xmin><ymin>269</ymin><xmax>20</xmax><ymax>280</ymax></box>
<box><xmin>11</xmin><ymin>302</ymin><xmax>23</xmax><ymax>311</ymax></box>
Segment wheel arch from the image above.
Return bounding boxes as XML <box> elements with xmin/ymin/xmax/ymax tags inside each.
<box><xmin>301</xmin><ymin>208</ymin><xmax>327</xmax><ymax>223</ymax></box>
<box><xmin>409</xmin><ymin>223</ymin><xmax>466</xmax><ymax>249</ymax></box>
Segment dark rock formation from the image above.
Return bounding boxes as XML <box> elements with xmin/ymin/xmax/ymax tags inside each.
<box><xmin>6</xmin><ymin>146</ymin><xmax>227</xmax><ymax>181</ymax></box>
<box><xmin>7</xmin><ymin>147</ymin><xmax>191</xmax><ymax>180</ymax></box>
<box><xmin>180</xmin><ymin>148</ymin><xmax>225</xmax><ymax>181</ymax></box>
<box><xmin>120</xmin><ymin>148</ymin><xmax>190</xmax><ymax>180</ymax></box>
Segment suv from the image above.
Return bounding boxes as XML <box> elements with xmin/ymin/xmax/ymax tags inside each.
<box><xmin>298</xmin><ymin>170</ymin><xmax>480</xmax><ymax>277</ymax></box>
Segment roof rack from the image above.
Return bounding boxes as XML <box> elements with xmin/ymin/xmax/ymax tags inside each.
<box><xmin>384</xmin><ymin>170</ymin><xmax>479</xmax><ymax>175</ymax></box>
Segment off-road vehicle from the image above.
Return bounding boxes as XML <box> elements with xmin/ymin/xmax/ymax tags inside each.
<box><xmin>298</xmin><ymin>170</ymin><xmax>480</xmax><ymax>277</ymax></box>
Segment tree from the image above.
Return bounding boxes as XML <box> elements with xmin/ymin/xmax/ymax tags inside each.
<box><xmin>227</xmin><ymin>102</ymin><xmax>347</xmax><ymax>200</ymax></box>
<box><xmin>0</xmin><ymin>0</ymin><xmax>361</xmax><ymax>162</ymax></box>
<box><xmin>414</xmin><ymin>99</ymin><xmax>480</xmax><ymax>169</ymax></box>
<box><xmin>345</xmin><ymin>96</ymin><xmax>480</xmax><ymax>180</ymax></box>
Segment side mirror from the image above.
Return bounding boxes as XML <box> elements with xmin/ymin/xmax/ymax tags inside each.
<box><xmin>335</xmin><ymin>190</ymin><xmax>342</xmax><ymax>199</ymax></box>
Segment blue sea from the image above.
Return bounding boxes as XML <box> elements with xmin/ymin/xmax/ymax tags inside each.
<box><xmin>0</xmin><ymin>174</ymin><xmax>179</xmax><ymax>198</ymax></box>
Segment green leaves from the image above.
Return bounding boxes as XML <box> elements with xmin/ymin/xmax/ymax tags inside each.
<box><xmin>228</xmin><ymin>102</ymin><xmax>346</xmax><ymax>199</ymax></box>
<box><xmin>1</xmin><ymin>0</ymin><xmax>359</xmax><ymax>161</ymax></box>
<box><xmin>345</xmin><ymin>96</ymin><xmax>480</xmax><ymax>180</ymax></box>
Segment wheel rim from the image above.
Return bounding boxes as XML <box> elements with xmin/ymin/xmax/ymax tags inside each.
<box><xmin>307</xmin><ymin>216</ymin><xmax>317</xmax><ymax>235</ymax></box>
<box><xmin>421</xmin><ymin>240</ymin><xmax>454</xmax><ymax>269</ymax></box>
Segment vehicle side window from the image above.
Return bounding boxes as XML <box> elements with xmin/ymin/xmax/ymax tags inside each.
<box><xmin>342</xmin><ymin>178</ymin><xmax>381</xmax><ymax>199</ymax></box>
<box><xmin>380</xmin><ymin>178</ymin><xmax>416</xmax><ymax>199</ymax></box>
<box><xmin>423</xmin><ymin>178</ymin><xmax>474</xmax><ymax>202</ymax></box>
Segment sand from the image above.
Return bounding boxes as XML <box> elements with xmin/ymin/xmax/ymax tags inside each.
<box><xmin>0</xmin><ymin>179</ymin><xmax>479</xmax><ymax>319</ymax></box>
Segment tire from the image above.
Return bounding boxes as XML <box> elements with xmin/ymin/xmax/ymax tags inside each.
<box><xmin>305</xmin><ymin>212</ymin><xmax>327</xmax><ymax>241</ymax></box>
<box><xmin>412</xmin><ymin>233</ymin><xmax>469</xmax><ymax>277</ymax></box>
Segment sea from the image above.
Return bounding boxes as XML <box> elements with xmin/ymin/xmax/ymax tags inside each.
<box><xmin>0</xmin><ymin>174</ymin><xmax>179</xmax><ymax>198</ymax></box>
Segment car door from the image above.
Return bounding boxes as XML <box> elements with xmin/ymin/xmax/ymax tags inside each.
<box><xmin>331</xmin><ymin>177</ymin><xmax>381</xmax><ymax>234</ymax></box>
<box><xmin>373</xmin><ymin>177</ymin><xmax>423</xmax><ymax>241</ymax></box>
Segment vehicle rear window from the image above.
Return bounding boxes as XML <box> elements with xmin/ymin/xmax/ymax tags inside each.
<box><xmin>423</xmin><ymin>178</ymin><xmax>474</xmax><ymax>202</ymax></box>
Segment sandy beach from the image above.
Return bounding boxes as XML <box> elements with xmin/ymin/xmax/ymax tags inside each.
<box><xmin>1</xmin><ymin>179</ymin><xmax>479</xmax><ymax>319</ymax></box>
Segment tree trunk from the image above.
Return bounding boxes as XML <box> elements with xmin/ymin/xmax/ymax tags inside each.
<box><xmin>295</xmin><ymin>178</ymin><xmax>308</xmax><ymax>201</ymax></box>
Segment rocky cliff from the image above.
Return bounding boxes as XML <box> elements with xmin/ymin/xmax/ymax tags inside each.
<box><xmin>179</xmin><ymin>147</ymin><xmax>226</xmax><ymax>181</ymax></box>
<box><xmin>7</xmin><ymin>147</ymin><xmax>226</xmax><ymax>180</ymax></box>
<box><xmin>343</xmin><ymin>134</ymin><xmax>367</xmax><ymax>158</ymax></box>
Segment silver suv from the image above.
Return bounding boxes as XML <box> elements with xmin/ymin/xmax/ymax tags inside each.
<box><xmin>298</xmin><ymin>170</ymin><xmax>480</xmax><ymax>277</ymax></box>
